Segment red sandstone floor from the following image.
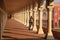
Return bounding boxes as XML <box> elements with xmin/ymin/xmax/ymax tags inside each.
<box><xmin>2</xmin><ymin>19</ymin><xmax>58</xmax><ymax>40</ymax></box>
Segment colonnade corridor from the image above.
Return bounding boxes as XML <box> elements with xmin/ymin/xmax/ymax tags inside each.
<box><xmin>2</xmin><ymin>19</ymin><xmax>45</xmax><ymax>40</ymax></box>
<box><xmin>0</xmin><ymin>0</ymin><xmax>59</xmax><ymax>40</ymax></box>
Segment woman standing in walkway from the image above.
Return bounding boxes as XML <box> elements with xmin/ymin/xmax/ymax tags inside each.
<box><xmin>29</xmin><ymin>16</ymin><xmax>33</xmax><ymax>30</ymax></box>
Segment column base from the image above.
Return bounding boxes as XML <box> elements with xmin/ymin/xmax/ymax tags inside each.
<box><xmin>24</xmin><ymin>23</ymin><xmax>27</xmax><ymax>27</ymax></box>
<box><xmin>38</xmin><ymin>29</ymin><xmax>44</xmax><ymax>35</ymax></box>
<box><xmin>47</xmin><ymin>32</ymin><xmax>54</xmax><ymax>40</ymax></box>
<box><xmin>24</xmin><ymin>23</ymin><xmax>26</xmax><ymax>25</ymax></box>
<box><xmin>38</xmin><ymin>31</ymin><xmax>45</xmax><ymax>37</ymax></box>
<box><xmin>33</xmin><ymin>26</ymin><xmax>37</xmax><ymax>32</ymax></box>
<box><xmin>26</xmin><ymin>24</ymin><xmax>29</xmax><ymax>27</ymax></box>
<box><xmin>24</xmin><ymin>24</ymin><xmax>26</xmax><ymax>25</ymax></box>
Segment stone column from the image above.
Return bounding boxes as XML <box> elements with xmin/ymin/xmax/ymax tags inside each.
<box><xmin>0</xmin><ymin>8</ymin><xmax>7</xmax><ymax>40</ymax></box>
<box><xmin>47</xmin><ymin>5</ymin><xmax>54</xmax><ymax>39</ymax></box>
<box><xmin>29</xmin><ymin>5</ymin><xmax>33</xmax><ymax>29</ymax></box>
<box><xmin>33</xmin><ymin>2</ymin><xmax>38</xmax><ymax>31</ymax></box>
<box><xmin>23</xmin><ymin>9</ymin><xmax>25</xmax><ymax>25</ymax></box>
<box><xmin>30</xmin><ymin>5</ymin><xmax>33</xmax><ymax>16</ymax></box>
<box><xmin>26</xmin><ymin>7</ymin><xmax>29</xmax><ymax>27</ymax></box>
<box><xmin>38</xmin><ymin>5</ymin><xmax>44</xmax><ymax>35</ymax></box>
<box><xmin>0</xmin><ymin>11</ymin><xmax>2</xmax><ymax>40</ymax></box>
<box><xmin>24</xmin><ymin>8</ymin><xmax>27</xmax><ymax>26</ymax></box>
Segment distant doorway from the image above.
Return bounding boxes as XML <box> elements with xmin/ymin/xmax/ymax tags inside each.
<box><xmin>8</xmin><ymin>14</ymin><xmax>12</xmax><ymax>19</ymax></box>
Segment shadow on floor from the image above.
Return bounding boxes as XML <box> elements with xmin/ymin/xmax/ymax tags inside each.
<box><xmin>2</xmin><ymin>36</ymin><xmax>45</xmax><ymax>40</ymax></box>
<box><xmin>3</xmin><ymin>31</ymin><xmax>40</xmax><ymax>37</ymax></box>
<box><xmin>4</xmin><ymin>27</ymin><xmax>37</xmax><ymax>34</ymax></box>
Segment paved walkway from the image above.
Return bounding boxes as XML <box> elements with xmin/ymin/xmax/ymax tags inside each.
<box><xmin>2</xmin><ymin>19</ymin><xmax>58</xmax><ymax>40</ymax></box>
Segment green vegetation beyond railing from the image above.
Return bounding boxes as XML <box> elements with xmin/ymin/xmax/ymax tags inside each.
<box><xmin>55</xmin><ymin>29</ymin><xmax>60</xmax><ymax>32</ymax></box>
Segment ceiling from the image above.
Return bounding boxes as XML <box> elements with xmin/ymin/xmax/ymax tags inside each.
<box><xmin>3</xmin><ymin>0</ymin><xmax>36</xmax><ymax>13</ymax></box>
<box><xmin>0</xmin><ymin>0</ymin><xmax>54</xmax><ymax>13</ymax></box>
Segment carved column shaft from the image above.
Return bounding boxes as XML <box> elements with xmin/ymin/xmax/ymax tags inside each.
<box><xmin>26</xmin><ymin>7</ymin><xmax>29</xmax><ymax>27</ymax></box>
<box><xmin>47</xmin><ymin>6</ymin><xmax>54</xmax><ymax>39</ymax></box>
<box><xmin>33</xmin><ymin>2</ymin><xmax>38</xmax><ymax>31</ymax></box>
<box><xmin>38</xmin><ymin>6</ymin><xmax>44</xmax><ymax>35</ymax></box>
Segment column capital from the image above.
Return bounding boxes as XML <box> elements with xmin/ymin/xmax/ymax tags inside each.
<box><xmin>30</xmin><ymin>8</ymin><xmax>33</xmax><ymax>10</ymax></box>
<box><xmin>30</xmin><ymin>8</ymin><xmax>33</xmax><ymax>11</ymax></box>
<box><xmin>33</xmin><ymin>7</ymin><xmax>38</xmax><ymax>11</ymax></box>
<box><xmin>50</xmin><ymin>1</ymin><xmax>54</xmax><ymax>6</ymax></box>
<box><xmin>39</xmin><ymin>6</ymin><xmax>44</xmax><ymax>11</ymax></box>
<box><xmin>33</xmin><ymin>2</ymin><xmax>38</xmax><ymax>11</ymax></box>
<box><xmin>39</xmin><ymin>4</ymin><xmax>45</xmax><ymax>11</ymax></box>
<box><xmin>48</xmin><ymin>5</ymin><xmax>54</xmax><ymax>10</ymax></box>
<box><xmin>27</xmin><ymin>8</ymin><xmax>29</xmax><ymax>12</ymax></box>
<box><xmin>29</xmin><ymin>6</ymin><xmax>33</xmax><ymax>12</ymax></box>
<box><xmin>27</xmin><ymin>10</ymin><xmax>29</xmax><ymax>13</ymax></box>
<box><xmin>48</xmin><ymin>5</ymin><xmax>54</xmax><ymax>8</ymax></box>
<box><xmin>29</xmin><ymin>9</ymin><xmax>33</xmax><ymax>13</ymax></box>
